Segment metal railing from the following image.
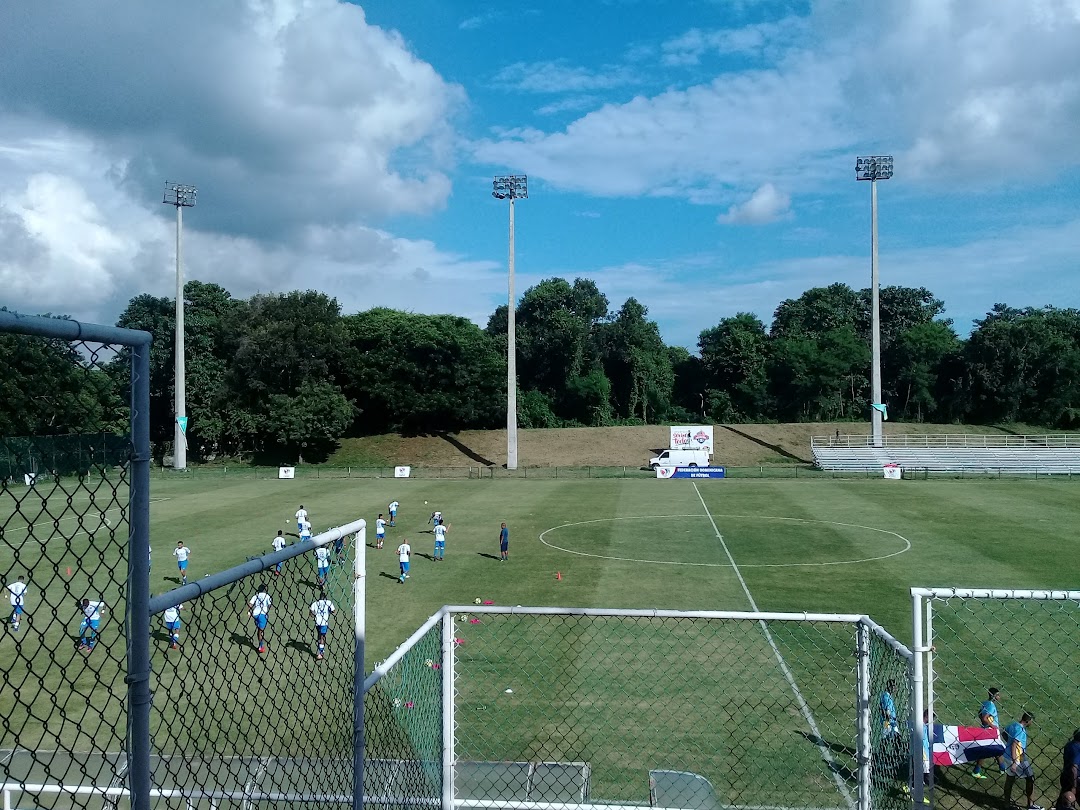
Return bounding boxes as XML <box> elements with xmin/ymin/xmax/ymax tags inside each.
<box><xmin>812</xmin><ymin>433</ymin><xmax>1079</xmax><ymax>449</ymax></box>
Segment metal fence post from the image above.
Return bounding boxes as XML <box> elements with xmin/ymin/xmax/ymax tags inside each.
<box><xmin>129</xmin><ymin>333</ymin><xmax>153</xmax><ymax>810</ymax></box>
<box><xmin>442</xmin><ymin>611</ymin><xmax>456</xmax><ymax>810</ymax></box>
<box><xmin>856</xmin><ymin>621</ymin><xmax>871</xmax><ymax>810</ymax></box>
<box><xmin>353</xmin><ymin>523</ymin><xmax>366</xmax><ymax>810</ymax></box>
<box><xmin>911</xmin><ymin>591</ymin><xmax>925</xmax><ymax>806</ymax></box>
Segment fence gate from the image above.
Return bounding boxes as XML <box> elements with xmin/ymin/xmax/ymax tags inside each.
<box><xmin>912</xmin><ymin>587</ymin><xmax>1080</xmax><ymax>810</ymax></box>
<box><xmin>0</xmin><ymin>311</ymin><xmax>152</xmax><ymax>809</ymax></box>
<box><xmin>365</xmin><ymin>607</ymin><xmax>913</xmax><ymax>810</ymax></box>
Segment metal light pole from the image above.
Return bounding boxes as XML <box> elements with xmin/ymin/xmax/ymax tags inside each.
<box><xmin>855</xmin><ymin>156</ymin><xmax>892</xmax><ymax>449</ymax></box>
<box><xmin>162</xmin><ymin>182</ymin><xmax>197</xmax><ymax>469</ymax></box>
<box><xmin>492</xmin><ymin>175</ymin><xmax>528</xmax><ymax>470</ymax></box>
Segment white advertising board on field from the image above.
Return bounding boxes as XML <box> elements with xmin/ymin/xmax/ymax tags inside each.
<box><xmin>883</xmin><ymin>464</ymin><xmax>901</xmax><ymax>480</ymax></box>
<box><xmin>669</xmin><ymin>425</ymin><xmax>714</xmax><ymax>452</ymax></box>
<box><xmin>394</xmin><ymin>466</ymin><xmax>412</xmax><ymax>478</ymax></box>
<box><xmin>278</xmin><ymin>466</ymin><xmax>295</xmax><ymax>480</ymax></box>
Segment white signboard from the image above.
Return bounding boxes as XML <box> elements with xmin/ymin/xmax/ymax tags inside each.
<box><xmin>23</xmin><ymin>473</ymin><xmax>37</xmax><ymax>487</ymax></box>
<box><xmin>883</xmin><ymin>464</ymin><xmax>901</xmax><ymax>480</ymax></box>
<box><xmin>278</xmin><ymin>466</ymin><xmax>295</xmax><ymax>480</ymax></box>
<box><xmin>394</xmin><ymin>466</ymin><xmax>412</xmax><ymax>478</ymax></box>
<box><xmin>669</xmin><ymin>425</ymin><xmax>714</xmax><ymax>452</ymax></box>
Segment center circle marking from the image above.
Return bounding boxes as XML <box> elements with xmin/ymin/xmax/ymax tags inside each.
<box><xmin>538</xmin><ymin>514</ymin><xmax>911</xmax><ymax>568</ymax></box>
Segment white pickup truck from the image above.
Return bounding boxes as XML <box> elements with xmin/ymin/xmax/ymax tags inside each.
<box><xmin>649</xmin><ymin>449</ymin><xmax>711</xmax><ymax>469</ymax></box>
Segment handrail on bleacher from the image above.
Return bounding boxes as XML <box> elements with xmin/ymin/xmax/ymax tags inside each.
<box><xmin>811</xmin><ymin>433</ymin><xmax>1079</xmax><ymax>450</ymax></box>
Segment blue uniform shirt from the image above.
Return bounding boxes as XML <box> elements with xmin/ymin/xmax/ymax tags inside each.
<box><xmin>980</xmin><ymin>700</ymin><xmax>999</xmax><ymax>728</ymax></box>
<box><xmin>1063</xmin><ymin>740</ymin><xmax>1080</xmax><ymax>771</ymax></box>
<box><xmin>1004</xmin><ymin>721</ymin><xmax>1027</xmax><ymax>761</ymax></box>
<box><xmin>500</xmin><ymin>527</ymin><xmax>509</xmax><ymax>544</ymax></box>
<box><xmin>880</xmin><ymin>692</ymin><xmax>898</xmax><ymax>734</ymax></box>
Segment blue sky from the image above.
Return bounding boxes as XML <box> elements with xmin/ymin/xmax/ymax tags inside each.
<box><xmin>1</xmin><ymin>1</ymin><xmax>1079</xmax><ymax>349</ymax></box>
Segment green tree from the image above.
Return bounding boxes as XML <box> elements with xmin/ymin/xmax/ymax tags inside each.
<box><xmin>599</xmin><ymin>297</ymin><xmax>673</xmax><ymax>422</ymax></box>
<box><xmin>341</xmin><ymin>308</ymin><xmax>503</xmax><ymax>434</ymax></box>
<box><xmin>699</xmin><ymin>313</ymin><xmax>770</xmax><ymax>421</ymax></box>
<box><xmin>266</xmin><ymin>380</ymin><xmax>355</xmax><ymax>463</ymax></box>
<box><xmin>892</xmin><ymin>321</ymin><xmax>961</xmax><ymax>422</ymax></box>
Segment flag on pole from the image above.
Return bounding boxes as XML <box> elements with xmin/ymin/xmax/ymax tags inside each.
<box><xmin>932</xmin><ymin>724</ymin><xmax>1005</xmax><ymax>766</ymax></box>
<box><xmin>177</xmin><ymin>416</ymin><xmax>188</xmax><ymax>434</ymax></box>
<box><xmin>871</xmin><ymin>403</ymin><xmax>889</xmax><ymax>421</ymax></box>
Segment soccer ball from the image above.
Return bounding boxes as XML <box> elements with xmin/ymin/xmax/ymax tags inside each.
<box><xmin>458</xmin><ymin>614</ymin><xmax>468</xmax><ymax>622</ymax></box>
<box><xmin>424</xmin><ymin>659</ymin><xmax>433</xmax><ymax>668</ymax></box>
<box><xmin>392</xmin><ymin>698</ymin><xmax>402</xmax><ymax>708</ymax></box>
<box><xmin>424</xmin><ymin>500</ymin><xmax>428</xmax><ymax>505</ymax></box>
<box><xmin>474</xmin><ymin>598</ymin><xmax>482</xmax><ymax>605</ymax></box>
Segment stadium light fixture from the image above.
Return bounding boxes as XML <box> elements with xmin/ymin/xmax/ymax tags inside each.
<box><xmin>492</xmin><ymin>175</ymin><xmax>527</xmax><ymax>470</ymax></box>
<box><xmin>855</xmin><ymin>156</ymin><xmax>892</xmax><ymax>448</ymax></box>
<box><xmin>163</xmin><ymin>182</ymin><xmax>197</xmax><ymax>470</ymax></box>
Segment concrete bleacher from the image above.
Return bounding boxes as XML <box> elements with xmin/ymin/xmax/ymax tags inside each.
<box><xmin>811</xmin><ymin>433</ymin><xmax>1080</xmax><ymax>474</ymax></box>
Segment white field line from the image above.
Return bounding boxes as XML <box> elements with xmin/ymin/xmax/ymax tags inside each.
<box><xmin>3</xmin><ymin>498</ymin><xmax>171</xmax><ymax>534</ymax></box>
<box><xmin>692</xmin><ymin>483</ymin><xmax>857</xmax><ymax>810</ymax></box>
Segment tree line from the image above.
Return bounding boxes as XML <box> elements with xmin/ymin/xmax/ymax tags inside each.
<box><xmin>2</xmin><ymin>278</ymin><xmax>1077</xmax><ymax>463</ymax></box>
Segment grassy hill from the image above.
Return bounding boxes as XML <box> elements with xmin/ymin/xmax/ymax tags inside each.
<box><xmin>327</xmin><ymin>422</ymin><xmax>1061</xmax><ymax>469</ymax></box>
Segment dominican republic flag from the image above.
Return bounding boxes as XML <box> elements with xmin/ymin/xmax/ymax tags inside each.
<box><xmin>932</xmin><ymin>724</ymin><xmax>1005</xmax><ymax>766</ymax></box>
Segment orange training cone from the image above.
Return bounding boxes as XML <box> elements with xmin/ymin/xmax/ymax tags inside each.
<box><xmin>555</xmin><ymin>571</ymin><xmax>562</xmax><ymax>581</ymax></box>
<box><xmin>66</xmin><ymin>567</ymin><xmax>72</xmax><ymax>577</ymax></box>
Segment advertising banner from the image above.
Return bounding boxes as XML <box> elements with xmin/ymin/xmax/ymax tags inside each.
<box><xmin>655</xmin><ymin>466</ymin><xmax>726</xmax><ymax>479</ymax></box>
<box><xmin>883</xmin><ymin>463</ymin><xmax>901</xmax><ymax>480</ymax></box>
<box><xmin>669</xmin><ymin>425</ymin><xmax>714</xmax><ymax>452</ymax></box>
<box><xmin>277</xmin><ymin>466</ymin><xmax>295</xmax><ymax>480</ymax></box>
<box><xmin>394</xmin><ymin>466</ymin><xmax>412</xmax><ymax>478</ymax></box>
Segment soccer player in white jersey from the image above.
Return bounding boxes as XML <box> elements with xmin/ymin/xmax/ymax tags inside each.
<box><xmin>388</xmin><ymin>501</ymin><xmax>399</xmax><ymax>527</ymax></box>
<box><xmin>7</xmin><ymin>576</ymin><xmax>27</xmax><ymax>631</ymax></box>
<box><xmin>429</xmin><ymin>511</ymin><xmax>443</xmax><ymax>526</ymax></box>
<box><xmin>272</xmin><ymin>530</ymin><xmax>288</xmax><ymax>575</ymax></box>
<box><xmin>173</xmin><ymin>541</ymin><xmax>191</xmax><ymax>585</ymax></box>
<box><xmin>247</xmin><ymin>584</ymin><xmax>272</xmax><ymax>654</ymax></box>
<box><xmin>309</xmin><ymin>592</ymin><xmax>336</xmax><ymax>660</ymax></box>
<box><xmin>300</xmin><ymin>520</ymin><xmax>313</xmax><ymax>543</ymax></box>
<box><xmin>78</xmin><ymin>598</ymin><xmax>106</xmax><ymax>651</ymax></box>
<box><xmin>314</xmin><ymin>545</ymin><xmax>331</xmax><ymax>587</ymax></box>
<box><xmin>162</xmin><ymin>603</ymin><xmax>183</xmax><ymax>649</ymax></box>
<box><xmin>433</xmin><ymin>521</ymin><xmax>450</xmax><ymax>561</ymax></box>
<box><xmin>295</xmin><ymin>505</ymin><xmax>308</xmax><ymax>533</ymax></box>
<box><xmin>375</xmin><ymin>514</ymin><xmax>386</xmax><ymax>549</ymax></box>
<box><xmin>397</xmin><ymin>540</ymin><xmax>411</xmax><ymax>584</ymax></box>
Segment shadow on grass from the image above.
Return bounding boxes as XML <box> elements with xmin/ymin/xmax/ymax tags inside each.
<box><xmin>286</xmin><ymin>640</ymin><xmax>312</xmax><ymax>656</ymax></box>
<box><xmin>436</xmin><ymin>432</ymin><xmax>496</xmax><ymax>467</ymax></box>
<box><xmin>378</xmin><ymin>572</ymin><xmax>400</xmax><ymax>582</ymax></box>
<box><xmin>720</xmin><ymin>424</ymin><xmax>813</xmax><ymax>464</ymax></box>
<box><xmin>229</xmin><ymin>631</ymin><xmax>254</xmax><ymax>650</ymax></box>
<box><xmin>796</xmin><ymin>732</ymin><xmax>857</xmax><ymax>781</ymax></box>
<box><xmin>477</xmin><ymin>552</ymin><xmax>501</xmax><ymax>561</ymax></box>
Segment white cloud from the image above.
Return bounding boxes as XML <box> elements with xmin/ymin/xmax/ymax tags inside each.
<box><xmin>492</xmin><ymin>60</ymin><xmax>640</xmax><ymax>94</ymax></box>
<box><xmin>0</xmin><ymin>0</ymin><xmax>464</xmax><ymax>231</ymax></box>
<box><xmin>475</xmin><ymin>2</ymin><xmax>1080</xmax><ymax>204</ymax></box>
<box><xmin>459</xmin><ymin>11</ymin><xmax>503</xmax><ymax>30</ymax></box>
<box><xmin>717</xmin><ymin>183</ymin><xmax>791</xmax><ymax>224</ymax></box>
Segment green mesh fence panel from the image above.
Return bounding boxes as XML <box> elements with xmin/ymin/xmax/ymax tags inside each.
<box><xmin>364</xmin><ymin>620</ymin><xmax>443</xmax><ymax>806</ymax></box>
<box><xmin>869</xmin><ymin>628</ymin><xmax>915</xmax><ymax>810</ymax></box>
<box><xmin>148</xmin><ymin>530</ymin><xmax>357</xmax><ymax>808</ymax></box>
<box><xmin>0</xmin><ymin>331</ymin><xmax>136</xmax><ymax>810</ymax></box>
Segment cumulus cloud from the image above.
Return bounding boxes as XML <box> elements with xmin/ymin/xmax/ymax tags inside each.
<box><xmin>717</xmin><ymin>183</ymin><xmax>791</xmax><ymax>224</ymax></box>
<box><xmin>493</xmin><ymin>60</ymin><xmax>640</xmax><ymax>94</ymax></box>
<box><xmin>0</xmin><ymin>0</ymin><xmax>463</xmax><ymax>234</ymax></box>
<box><xmin>475</xmin><ymin>1</ymin><xmax>1080</xmax><ymax>204</ymax></box>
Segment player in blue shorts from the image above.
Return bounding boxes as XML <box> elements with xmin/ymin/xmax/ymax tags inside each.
<box><xmin>397</xmin><ymin>540</ymin><xmax>411</xmax><ymax>584</ymax></box>
<box><xmin>433</xmin><ymin>521</ymin><xmax>450</xmax><ymax>561</ymax></box>
<box><xmin>77</xmin><ymin>598</ymin><xmax>105</xmax><ymax>650</ymax></box>
<box><xmin>162</xmin><ymin>603</ymin><xmax>183</xmax><ymax>649</ymax></box>
<box><xmin>247</xmin><ymin>584</ymin><xmax>272</xmax><ymax>654</ymax></box>
<box><xmin>1003</xmin><ymin>712</ymin><xmax>1041</xmax><ymax>810</ymax></box>
<box><xmin>375</xmin><ymin>514</ymin><xmax>386</xmax><ymax>550</ymax></box>
<box><xmin>295</xmin><ymin>505</ymin><xmax>308</xmax><ymax>533</ymax></box>
<box><xmin>7</xmin><ymin>576</ymin><xmax>27</xmax><ymax>631</ymax></box>
<box><xmin>173</xmin><ymin>541</ymin><xmax>191</xmax><ymax>585</ymax></box>
<box><xmin>315</xmin><ymin>545</ymin><xmax>331</xmax><ymax>587</ymax></box>
<box><xmin>309</xmin><ymin>592</ymin><xmax>336</xmax><ymax>660</ymax></box>
<box><xmin>272</xmin><ymin>530</ymin><xmax>288</xmax><ymax>575</ymax></box>
<box><xmin>499</xmin><ymin>523</ymin><xmax>509</xmax><ymax>562</ymax></box>
<box><xmin>388</xmin><ymin>501</ymin><xmax>399</xmax><ymax>527</ymax></box>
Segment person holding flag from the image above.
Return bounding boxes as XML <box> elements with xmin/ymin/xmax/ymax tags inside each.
<box><xmin>975</xmin><ymin>687</ymin><xmax>1004</xmax><ymax>778</ymax></box>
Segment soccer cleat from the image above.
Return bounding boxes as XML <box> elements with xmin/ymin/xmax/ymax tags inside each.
<box><xmin>258</xmin><ymin>645</ymin><xmax>266</xmax><ymax>654</ymax></box>
<box><xmin>316</xmin><ymin>653</ymin><xmax>324</xmax><ymax>660</ymax></box>
<box><xmin>1028</xmin><ymin>804</ymin><xmax>1044</xmax><ymax>810</ymax></box>
<box><xmin>972</xmin><ymin>771</ymin><xmax>987</xmax><ymax>779</ymax></box>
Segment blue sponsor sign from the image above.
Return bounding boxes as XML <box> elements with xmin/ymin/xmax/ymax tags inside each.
<box><xmin>655</xmin><ymin>466</ymin><xmax>726</xmax><ymax>479</ymax></box>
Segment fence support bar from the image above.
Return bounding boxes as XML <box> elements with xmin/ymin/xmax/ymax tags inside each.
<box><xmin>353</xmin><ymin>523</ymin><xmax>366</xmax><ymax>810</ymax></box>
<box><xmin>128</xmin><ymin>335</ymin><xmax>153</xmax><ymax>810</ymax></box>
<box><xmin>911</xmin><ymin>590</ymin><xmax>925</xmax><ymax>806</ymax></box>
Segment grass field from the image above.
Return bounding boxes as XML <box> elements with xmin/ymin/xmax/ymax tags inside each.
<box><xmin>2</xmin><ymin>474</ymin><xmax>1079</xmax><ymax>808</ymax></box>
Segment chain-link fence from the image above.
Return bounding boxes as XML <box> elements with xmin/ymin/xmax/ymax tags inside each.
<box><xmin>144</xmin><ymin>519</ymin><xmax>364</xmax><ymax>808</ymax></box>
<box><xmin>0</xmin><ymin>312</ymin><xmax>151</xmax><ymax>810</ymax></box>
<box><xmin>912</xmin><ymin>588</ymin><xmax>1080</xmax><ymax>810</ymax></box>
<box><xmin>364</xmin><ymin>607</ymin><xmax>912</xmax><ymax>810</ymax></box>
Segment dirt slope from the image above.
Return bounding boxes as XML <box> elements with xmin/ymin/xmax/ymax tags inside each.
<box><xmin>330</xmin><ymin>423</ymin><xmax>1043</xmax><ymax>469</ymax></box>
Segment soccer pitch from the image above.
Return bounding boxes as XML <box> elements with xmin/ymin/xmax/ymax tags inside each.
<box><xmin>2</xmin><ymin>474</ymin><xmax>1079</xmax><ymax>808</ymax></box>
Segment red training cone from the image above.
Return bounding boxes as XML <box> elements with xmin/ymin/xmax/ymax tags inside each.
<box><xmin>555</xmin><ymin>571</ymin><xmax>562</xmax><ymax>581</ymax></box>
<box><xmin>66</xmin><ymin>567</ymin><xmax>72</xmax><ymax>577</ymax></box>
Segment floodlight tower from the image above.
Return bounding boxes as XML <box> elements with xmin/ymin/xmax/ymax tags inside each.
<box><xmin>492</xmin><ymin>175</ymin><xmax>528</xmax><ymax>470</ymax></box>
<box><xmin>163</xmin><ymin>182</ymin><xmax>197</xmax><ymax>470</ymax></box>
<box><xmin>855</xmin><ymin>156</ymin><xmax>892</xmax><ymax>449</ymax></box>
